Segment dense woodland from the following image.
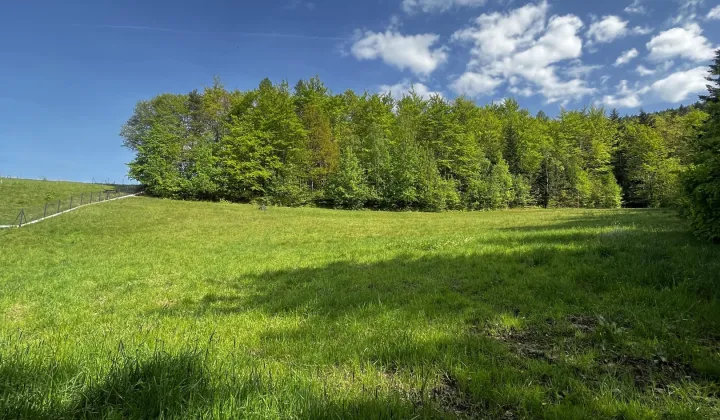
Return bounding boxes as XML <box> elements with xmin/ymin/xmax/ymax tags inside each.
<box><xmin>121</xmin><ymin>51</ymin><xmax>720</xmax><ymax>239</ymax></box>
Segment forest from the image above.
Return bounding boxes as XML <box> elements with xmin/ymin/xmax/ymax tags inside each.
<box><xmin>121</xmin><ymin>52</ymin><xmax>720</xmax><ymax>240</ymax></box>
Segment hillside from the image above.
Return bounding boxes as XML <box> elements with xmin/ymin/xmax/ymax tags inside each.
<box><xmin>1</xmin><ymin>198</ymin><xmax>719</xmax><ymax>418</ymax></box>
<box><xmin>0</xmin><ymin>178</ymin><xmax>131</xmax><ymax>225</ymax></box>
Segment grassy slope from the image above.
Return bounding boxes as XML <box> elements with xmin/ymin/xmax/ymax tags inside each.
<box><xmin>0</xmin><ymin>198</ymin><xmax>719</xmax><ymax>419</ymax></box>
<box><xmin>0</xmin><ymin>178</ymin><xmax>112</xmax><ymax>224</ymax></box>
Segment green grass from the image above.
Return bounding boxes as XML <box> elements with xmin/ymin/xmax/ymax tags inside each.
<box><xmin>1</xmin><ymin>198</ymin><xmax>719</xmax><ymax>419</ymax></box>
<box><xmin>0</xmin><ymin>178</ymin><xmax>115</xmax><ymax>225</ymax></box>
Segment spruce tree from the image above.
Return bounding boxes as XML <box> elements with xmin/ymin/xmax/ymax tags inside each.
<box><xmin>684</xmin><ymin>49</ymin><xmax>720</xmax><ymax>241</ymax></box>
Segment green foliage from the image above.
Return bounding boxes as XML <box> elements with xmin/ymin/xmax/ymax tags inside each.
<box><xmin>683</xmin><ymin>49</ymin><xmax>720</xmax><ymax>242</ymax></box>
<box><xmin>121</xmin><ymin>77</ymin><xmax>708</xmax><ymax>212</ymax></box>
<box><xmin>326</xmin><ymin>145</ymin><xmax>370</xmax><ymax>210</ymax></box>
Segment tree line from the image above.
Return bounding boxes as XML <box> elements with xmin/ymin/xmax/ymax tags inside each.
<box><xmin>121</xmin><ymin>51</ymin><xmax>720</xmax><ymax>240</ymax></box>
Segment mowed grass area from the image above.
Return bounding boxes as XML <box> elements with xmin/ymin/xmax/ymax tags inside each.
<box><xmin>0</xmin><ymin>178</ymin><xmax>112</xmax><ymax>224</ymax></box>
<box><xmin>1</xmin><ymin>198</ymin><xmax>719</xmax><ymax>419</ymax></box>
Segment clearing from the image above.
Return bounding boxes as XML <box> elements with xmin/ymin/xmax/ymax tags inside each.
<box><xmin>0</xmin><ymin>198</ymin><xmax>718</xmax><ymax>418</ymax></box>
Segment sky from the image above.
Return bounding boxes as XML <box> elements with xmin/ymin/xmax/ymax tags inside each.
<box><xmin>1</xmin><ymin>0</ymin><xmax>719</xmax><ymax>182</ymax></box>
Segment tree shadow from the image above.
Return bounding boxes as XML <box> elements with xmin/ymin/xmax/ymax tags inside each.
<box><xmin>0</xmin><ymin>347</ymin><xmax>468</xmax><ymax>419</ymax></box>
<box><xmin>0</xmin><ymin>349</ymin><xmax>212</xmax><ymax>419</ymax></box>
<box><xmin>143</xmin><ymin>213</ymin><xmax>720</xmax><ymax>416</ymax></box>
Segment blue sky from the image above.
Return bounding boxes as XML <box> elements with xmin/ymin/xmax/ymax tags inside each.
<box><xmin>1</xmin><ymin>0</ymin><xmax>718</xmax><ymax>182</ymax></box>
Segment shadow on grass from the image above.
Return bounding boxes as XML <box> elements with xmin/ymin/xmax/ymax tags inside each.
<box><xmin>177</xmin><ymin>226</ymin><xmax>719</xmax><ymax>320</ymax></box>
<box><xmin>0</xmin><ymin>347</ymin><xmax>453</xmax><ymax>419</ymax></box>
<box><xmin>0</xmin><ymin>349</ymin><xmax>212</xmax><ymax>420</ymax></box>
<box><xmin>145</xmin><ymin>212</ymin><xmax>720</xmax><ymax>417</ymax></box>
<box><xmin>5</xmin><ymin>211</ymin><xmax>719</xmax><ymax>418</ymax></box>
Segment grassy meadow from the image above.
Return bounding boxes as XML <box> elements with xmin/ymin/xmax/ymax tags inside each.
<box><xmin>0</xmin><ymin>178</ymin><xmax>116</xmax><ymax>225</ymax></box>
<box><xmin>0</xmin><ymin>197</ymin><xmax>719</xmax><ymax>418</ymax></box>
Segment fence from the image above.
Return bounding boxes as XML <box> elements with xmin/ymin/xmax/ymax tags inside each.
<box><xmin>1</xmin><ymin>185</ymin><xmax>143</xmax><ymax>228</ymax></box>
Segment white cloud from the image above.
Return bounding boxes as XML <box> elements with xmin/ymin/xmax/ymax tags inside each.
<box><xmin>403</xmin><ymin>0</ymin><xmax>486</xmax><ymax>14</ymax></box>
<box><xmin>632</xmin><ymin>26</ymin><xmax>653</xmax><ymax>35</ymax></box>
<box><xmin>625</xmin><ymin>0</ymin><xmax>648</xmax><ymax>15</ymax></box>
<box><xmin>636</xmin><ymin>65</ymin><xmax>656</xmax><ymax>76</ymax></box>
<box><xmin>452</xmin><ymin>1</ymin><xmax>549</xmax><ymax>62</ymax></box>
<box><xmin>380</xmin><ymin>80</ymin><xmax>443</xmax><ymax>100</ymax></box>
<box><xmin>508</xmin><ymin>86</ymin><xmax>535</xmax><ymax>97</ymax></box>
<box><xmin>564</xmin><ymin>62</ymin><xmax>602</xmax><ymax>78</ymax></box>
<box><xmin>600</xmin><ymin>80</ymin><xmax>647</xmax><ymax>108</ymax></box>
<box><xmin>708</xmin><ymin>5</ymin><xmax>720</xmax><ymax>19</ymax></box>
<box><xmin>673</xmin><ymin>0</ymin><xmax>705</xmax><ymax>24</ymax></box>
<box><xmin>587</xmin><ymin>15</ymin><xmax>629</xmax><ymax>44</ymax></box>
<box><xmin>450</xmin><ymin>72</ymin><xmax>503</xmax><ymax>96</ymax></box>
<box><xmin>351</xmin><ymin>30</ymin><xmax>448</xmax><ymax>75</ymax></box>
<box><xmin>650</xmin><ymin>66</ymin><xmax>708</xmax><ymax>102</ymax></box>
<box><xmin>451</xmin><ymin>2</ymin><xmax>594</xmax><ymax>103</ymax></box>
<box><xmin>600</xmin><ymin>66</ymin><xmax>708</xmax><ymax>107</ymax></box>
<box><xmin>614</xmin><ymin>48</ymin><xmax>639</xmax><ymax>66</ymax></box>
<box><xmin>646</xmin><ymin>24</ymin><xmax>715</xmax><ymax>62</ymax></box>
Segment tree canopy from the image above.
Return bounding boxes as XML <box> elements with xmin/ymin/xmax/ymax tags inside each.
<box><xmin>122</xmin><ymin>78</ymin><xmax>708</xmax><ymax>212</ymax></box>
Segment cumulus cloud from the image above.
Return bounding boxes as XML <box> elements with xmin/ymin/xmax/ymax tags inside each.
<box><xmin>450</xmin><ymin>72</ymin><xmax>503</xmax><ymax>96</ymax></box>
<box><xmin>351</xmin><ymin>30</ymin><xmax>449</xmax><ymax>75</ymax></box>
<box><xmin>650</xmin><ymin>66</ymin><xmax>709</xmax><ymax>102</ymax></box>
<box><xmin>587</xmin><ymin>15</ymin><xmax>629</xmax><ymax>44</ymax></box>
<box><xmin>646</xmin><ymin>24</ymin><xmax>715</xmax><ymax>62</ymax></box>
<box><xmin>636</xmin><ymin>65</ymin><xmax>656</xmax><ymax>76</ymax></box>
<box><xmin>708</xmin><ymin>5</ymin><xmax>720</xmax><ymax>19</ymax></box>
<box><xmin>624</xmin><ymin>0</ymin><xmax>648</xmax><ymax>15</ymax></box>
<box><xmin>632</xmin><ymin>26</ymin><xmax>653</xmax><ymax>35</ymax></box>
<box><xmin>508</xmin><ymin>86</ymin><xmax>535</xmax><ymax>97</ymax></box>
<box><xmin>601</xmin><ymin>80</ymin><xmax>645</xmax><ymax>108</ymax></box>
<box><xmin>600</xmin><ymin>66</ymin><xmax>708</xmax><ymax>107</ymax></box>
<box><xmin>614</xmin><ymin>49</ymin><xmax>639</xmax><ymax>66</ymax></box>
<box><xmin>403</xmin><ymin>0</ymin><xmax>486</xmax><ymax>14</ymax></box>
<box><xmin>451</xmin><ymin>1</ymin><xmax>594</xmax><ymax>103</ymax></box>
<box><xmin>451</xmin><ymin>1</ymin><xmax>549</xmax><ymax>62</ymax></box>
<box><xmin>379</xmin><ymin>80</ymin><xmax>444</xmax><ymax>100</ymax></box>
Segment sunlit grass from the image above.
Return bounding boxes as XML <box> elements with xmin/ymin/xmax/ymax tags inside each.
<box><xmin>0</xmin><ymin>178</ymin><xmax>113</xmax><ymax>224</ymax></box>
<box><xmin>1</xmin><ymin>198</ymin><xmax>719</xmax><ymax>418</ymax></box>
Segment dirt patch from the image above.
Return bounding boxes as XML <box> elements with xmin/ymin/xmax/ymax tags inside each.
<box><xmin>488</xmin><ymin>327</ymin><xmax>559</xmax><ymax>364</ymax></box>
<box><xmin>431</xmin><ymin>373</ymin><xmax>475</xmax><ymax>417</ymax></box>
<box><xmin>607</xmin><ymin>355</ymin><xmax>703</xmax><ymax>390</ymax></box>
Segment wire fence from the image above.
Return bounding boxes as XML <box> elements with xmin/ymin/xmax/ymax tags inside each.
<box><xmin>1</xmin><ymin>185</ymin><xmax>143</xmax><ymax>228</ymax></box>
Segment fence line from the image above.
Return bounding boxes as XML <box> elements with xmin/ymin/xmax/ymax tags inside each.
<box><xmin>1</xmin><ymin>186</ymin><xmax>143</xmax><ymax>229</ymax></box>
<box><xmin>21</xmin><ymin>193</ymin><xmax>140</xmax><ymax>228</ymax></box>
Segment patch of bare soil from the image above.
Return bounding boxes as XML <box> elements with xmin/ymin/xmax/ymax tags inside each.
<box><xmin>606</xmin><ymin>355</ymin><xmax>704</xmax><ymax>391</ymax></box>
<box><xmin>430</xmin><ymin>373</ymin><xmax>496</xmax><ymax>419</ymax></box>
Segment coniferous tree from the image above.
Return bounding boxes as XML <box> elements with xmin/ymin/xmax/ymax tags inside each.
<box><xmin>684</xmin><ymin>50</ymin><xmax>720</xmax><ymax>241</ymax></box>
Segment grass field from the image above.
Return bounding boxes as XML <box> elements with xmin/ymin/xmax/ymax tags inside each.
<box><xmin>0</xmin><ymin>178</ymin><xmax>115</xmax><ymax>225</ymax></box>
<box><xmin>1</xmin><ymin>198</ymin><xmax>719</xmax><ymax>418</ymax></box>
